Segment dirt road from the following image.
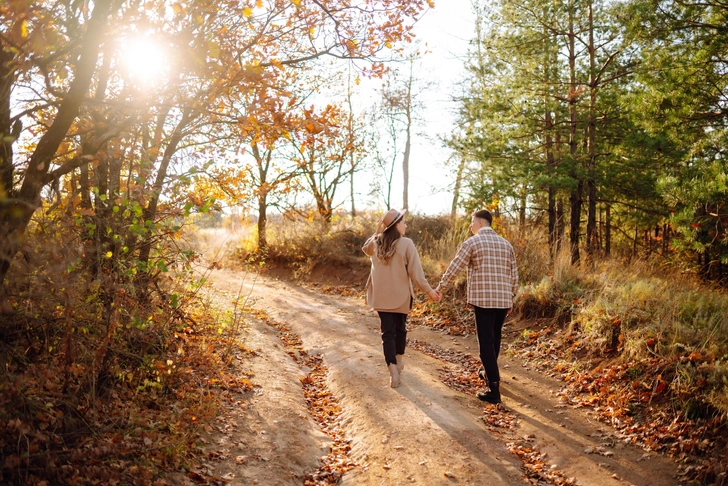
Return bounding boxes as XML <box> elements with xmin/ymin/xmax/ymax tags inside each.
<box><xmin>198</xmin><ymin>267</ymin><xmax>680</xmax><ymax>486</ymax></box>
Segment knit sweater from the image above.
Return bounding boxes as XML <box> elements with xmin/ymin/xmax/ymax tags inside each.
<box><xmin>362</xmin><ymin>235</ymin><xmax>434</xmax><ymax>314</ymax></box>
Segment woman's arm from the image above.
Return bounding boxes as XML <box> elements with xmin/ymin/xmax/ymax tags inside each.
<box><xmin>362</xmin><ymin>234</ymin><xmax>377</xmax><ymax>256</ymax></box>
<box><xmin>404</xmin><ymin>240</ymin><xmax>434</xmax><ymax>294</ymax></box>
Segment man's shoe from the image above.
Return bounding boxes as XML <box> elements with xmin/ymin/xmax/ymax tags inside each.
<box><xmin>396</xmin><ymin>354</ymin><xmax>405</xmax><ymax>374</ymax></box>
<box><xmin>476</xmin><ymin>381</ymin><xmax>500</xmax><ymax>404</ymax></box>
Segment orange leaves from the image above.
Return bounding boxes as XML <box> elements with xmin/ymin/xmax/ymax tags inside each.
<box><xmin>254</xmin><ymin>307</ymin><xmax>357</xmax><ymax>483</ymax></box>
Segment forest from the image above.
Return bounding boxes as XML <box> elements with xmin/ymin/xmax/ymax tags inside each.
<box><xmin>1</xmin><ymin>0</ymin><xmax>727</xmax><ymax>485</ymax></box>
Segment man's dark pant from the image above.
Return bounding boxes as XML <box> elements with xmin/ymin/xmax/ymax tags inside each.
<box><xmin>474</xmin><ymin>306</ymin><xmax>508</xmax><ymax>383</ymax></box>
<box><xmin>377</xmin><ymin>311</ymin><xmax>408</xmax><ymax>365</ymax></box>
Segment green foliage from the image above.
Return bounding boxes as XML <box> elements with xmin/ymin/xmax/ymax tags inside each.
<box><xmin>657</xmin><ymin>160</ymin><xmax>728</xmax><ymax>267</ymax></box>
<box><xmin>620</xmin><ymin>0</ymin><xmax>728</xmax><ymax>275</ymax></box>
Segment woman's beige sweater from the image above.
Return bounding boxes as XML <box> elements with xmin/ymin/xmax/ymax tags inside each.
<box><xmin>362</xmin><ymin>235</ymin><xmax>434</xmax><ymax>314</ymax></box>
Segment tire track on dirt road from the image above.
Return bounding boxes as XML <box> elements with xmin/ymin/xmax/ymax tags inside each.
<box><xmin>207</xmin><ymin>268</ymin><xmax>679</xmax><ymax>485</ymax></box>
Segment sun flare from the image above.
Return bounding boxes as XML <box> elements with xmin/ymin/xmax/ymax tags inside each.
<box><xmin>121</xmin><ymin>38</ymin><xmax>167</xmax><ymax>87</ymax></box>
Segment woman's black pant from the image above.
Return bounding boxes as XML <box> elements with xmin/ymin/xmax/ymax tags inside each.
<box><xmin>473</xmin><ymin>306</ymin><xmax>508</xmax><ymax>383</ymax></box>
<box><xmin>377</xmin><ymin>311</ymin><xmax>408</xmax><ymax>366</ymax></box>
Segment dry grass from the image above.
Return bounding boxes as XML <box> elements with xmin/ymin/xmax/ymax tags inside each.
<box><xmin>202</xmin><ymin>212</ymin><xmax>728</xmax><ymax>419</ymax></box>
<box><xmin>516</xmin><ymin>245</ymin><xmax>728</xmax><ymax>419</ymax></box>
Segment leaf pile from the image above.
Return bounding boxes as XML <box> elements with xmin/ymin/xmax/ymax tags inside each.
<box><xmin>409</xmin><ymin>300</ymin><xmax>474</xmax><ymax>336</ymax></box>
<box><xmin>307</xmin><ymin>283</ymin><xmax>361</xmax><ymax>298</ymax></box>
<box><xmin>0</xmin><ymin>295</ymin><xmax>258</xmax><ymax>486</ymax></box>
<box><xmin>506</xmin><ymin>442</ymin><xmax>578</xmax><ymax>486</ymax></box>
<box><xmin>247</xmin><ymin>307</ymin><xmax>357</xmax><ymax>484</ymax></box>
<box><xmin>407</xmin><ymin>338</ymin><xmax>577</xmax><ymax>486</ymax></box>
<box><xmin>510</xmin><ymin>325</ymin><xmax>728</xmax><ymax>485</ymax></box>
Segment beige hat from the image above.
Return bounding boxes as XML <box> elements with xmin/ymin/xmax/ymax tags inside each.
<box><xmin>380</xmin><ymin>208</ymin><xmax>407</xmax><ymax>232</ymax></box>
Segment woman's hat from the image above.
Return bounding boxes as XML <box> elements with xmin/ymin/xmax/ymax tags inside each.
<box><xmin>381</xmin><ymin>208</ymin><xmax>407</xmax><ymax>231</ymax></box>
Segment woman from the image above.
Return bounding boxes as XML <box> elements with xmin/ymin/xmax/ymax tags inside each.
<box><xmin>362</xmin><ymin>209</ymin><xmax>440</xmax><ymax>388</ymax></box>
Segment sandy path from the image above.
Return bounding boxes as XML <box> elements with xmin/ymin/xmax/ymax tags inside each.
<box><xmin>204</xmin><ymin>267</ymin><xmax>680</xmax><ymax>486</ymax></box>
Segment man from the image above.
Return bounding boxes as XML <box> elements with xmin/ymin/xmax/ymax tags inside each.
<box><xmin>436</xmin><ymin>209</ymin><xmax>518</xmax><ymax>404</ymax></box>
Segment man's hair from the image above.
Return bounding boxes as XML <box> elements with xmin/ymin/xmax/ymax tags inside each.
<box><xmin>473</xmin><ymin>209</ymin><xmax>493</xmax><ymax>225</ymax></box>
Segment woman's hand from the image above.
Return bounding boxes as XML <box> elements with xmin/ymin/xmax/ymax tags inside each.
<box><xmin>427</xmin><ymin>289</ymin><xmax>441</xmax><ymax>303</ymax></box>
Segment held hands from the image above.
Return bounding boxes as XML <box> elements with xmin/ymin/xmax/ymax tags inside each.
<box><xmin>427</xmin><ymin>289</ymin><xmax>442</xmax><ymax>303</ymax></box>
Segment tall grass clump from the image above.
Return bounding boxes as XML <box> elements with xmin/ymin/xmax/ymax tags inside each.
<box><xmin>230</xmin><ymin>211</ymin><xmax>379</xmax><ymax>279</ymax></box>
<box><xmin>499</xmin><ymin>223</ymin><xmax>553</xmax><ymax>286</ymax></box>
<box><xmin>517</xmin><ymin>253</ymin><xmax>728</xmax><ymax>419</ymax></box>
<box><xmin>225</xmin><ymin>211</ymin><xmax>482</xmax><ymax>285</ymax></box>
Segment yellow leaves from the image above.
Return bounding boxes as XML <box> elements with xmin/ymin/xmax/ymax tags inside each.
<box><xmin>243</xmin><ymin>7</ymin><xmax>252</xmax><ymax>17</ymax></box>
<box><xmin>256</xmin><ymin>0</ymin><xmax>263</xmax><ymax>7</ymax></box>
<box><xmin>20</xmin><ymin>20</ymin><xmax>27</xmax><ymax>38</ymax></box>
<box><xmin>208</xmin><ymin>41</ymin><xmax>220</xmax><ymax>58</ymax></box>
<box><xmin>291</xmin><ymin>0</ymin><xmax>300</xmax><ymax>5</ymax></box>
<box><xmin>105</xmin><ymin>251</ymin><xmax>113</xmax><ymax>259</ymax></box>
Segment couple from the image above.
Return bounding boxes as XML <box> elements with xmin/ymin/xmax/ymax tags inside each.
<box><xmin>362</xmin><ymin>208</ymin><xmax>518</xmax><ymax>405</ymax></box>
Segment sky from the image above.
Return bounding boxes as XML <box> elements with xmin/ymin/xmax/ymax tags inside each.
<box><xmin>352</xmin><ymin>0</ymin><xmax>476</xmax><ymax>216</ymax></box>
<box><xmin>110</xmin><ymin>0</ymin><xmax>478</xmax><ymax>218</ymax></box>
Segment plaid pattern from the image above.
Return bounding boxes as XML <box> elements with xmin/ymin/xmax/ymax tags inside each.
<box><xmin>437</xmin><ymin>227</ymin><xmax>518</xmax><ymax>309</ymax></box>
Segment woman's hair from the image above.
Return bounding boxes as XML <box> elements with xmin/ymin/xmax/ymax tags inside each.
<box><xmin>375</xmin><ymin>224</ymin><xmax>401</xmax><ymax>264</ymax></box>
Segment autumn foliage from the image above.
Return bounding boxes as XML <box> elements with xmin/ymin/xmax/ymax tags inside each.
<box><xmin>1</xmin><ymin>0</ymin><xmax>431</xmax><ymax>483</ymax></box>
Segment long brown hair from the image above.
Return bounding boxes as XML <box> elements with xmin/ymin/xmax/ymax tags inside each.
<box><xmin>375</xmin><ymin>224</ymin><xmax>401</xmax><ymax>264</ymax></box>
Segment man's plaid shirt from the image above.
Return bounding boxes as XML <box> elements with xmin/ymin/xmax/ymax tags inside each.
<box><xmin>437</xmin><ymin>227</ymin><xmax>518</xmax><ymax>309</ymax></box>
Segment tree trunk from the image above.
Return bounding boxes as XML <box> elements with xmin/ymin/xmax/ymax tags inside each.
<box><xmin>402</xmin><ymin>120</ymin><xmax>411</xmax><ymax>211</ymax></box>
<box><xmin>0</xmin><ymin>48</ymin><xmax>14</xmax><ymax>197</ymax></box>
<box><xmin>346</xmin><ymin>66</ymin><xmax>357</xmax><ymax>217</ymax></box>
<box><xmin>543</xmin><ymin>21</ymin><xmax>558</xmax><ymax>257</ymax></box>
<box><xmin>519</xmin><ymin>191</ymin><xmax>527</xmax><ymax>237</ymax></box>
<box><xmin>138</xmin><ymin>109</ymin><xmax>192</xmax><ymax>269</ymax></box>
<box><xmin>0</xmin><ymin>0</ymin><xmax>113</xmax><ymax>309</ymax></box>
<box><xmin>349</xmin><ymin>161</ymin><xmax>356</xmax><ymax>217</ymax></box>
<box><xmin>257</xmin><ymin>193</ymin><xmax>268</xmax><ymax>252</ymax></box>
<box><xmin>402</xmin><ymin>61</ymin><xmax>414</xmax><ymax>212</ymax></box>
<box><xmin>567</xmin><ymin>0</ymin><xmax>582</xmax><ymax>264</ymax></box>
<box><xmin>585</xmin><ymin>0</ymin><xmax>598</xmax><ymax>257</ymax></box>
<box><xmin>451</xmin><ymin>156</ymin><xmax>465</xmax><ymax>221</ymax></box>
<box><xmin>548</xmin><ymin>186</ymin><xmax>557</xmax><ymax>255</ymax></box>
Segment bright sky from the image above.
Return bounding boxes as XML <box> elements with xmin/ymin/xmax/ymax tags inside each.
<box><xmin>112</xmin><ymin>1</ymin><xmax>476</xmax><ymax>217</ymax></box>
<box><xmin>355</xmin><ymin>0</ymin><xmax>475</xmax><ymax>216</ymax></box>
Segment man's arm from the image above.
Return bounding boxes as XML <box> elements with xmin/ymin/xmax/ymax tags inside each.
<box><xmin>436</xmin><ymin>240</ymin><xmax>472</xmax><ymax>292</ymax></box>
<box><xmin>510</xmin><ymin>246</ymin><xmax>519</xmax><ymax>302</ymax></box>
